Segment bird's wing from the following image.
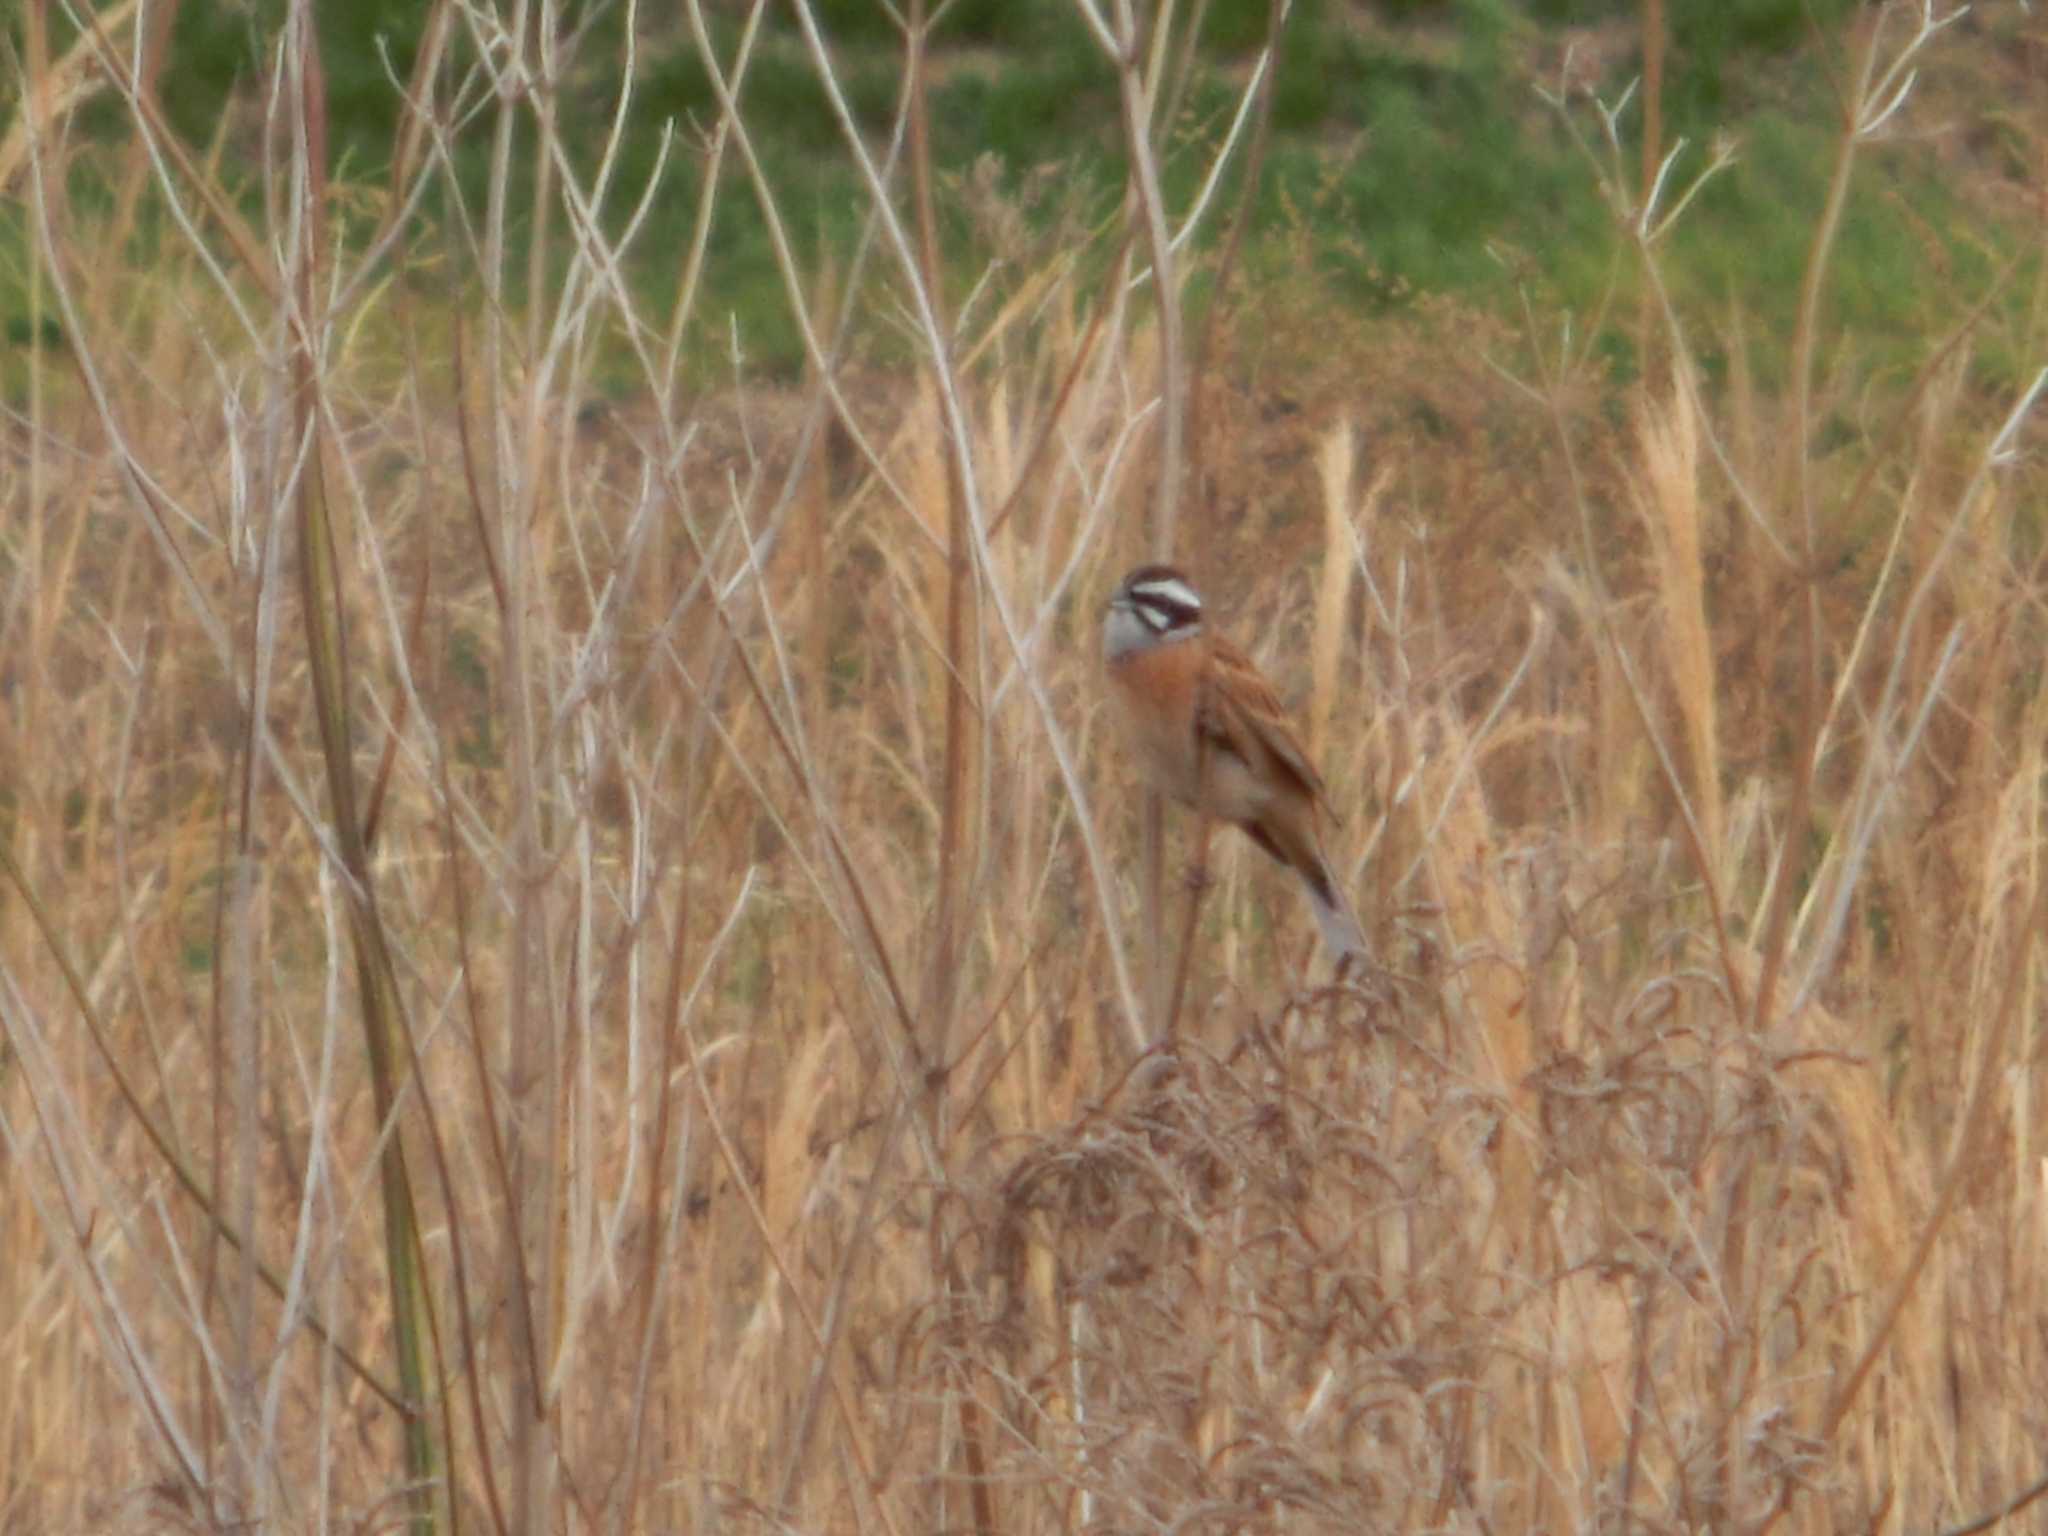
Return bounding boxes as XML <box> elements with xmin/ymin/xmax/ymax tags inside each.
<box><xmin>1197</xmin><ymin>634</ymin><xmax>1328</xmax><ymax>806</ymax></box>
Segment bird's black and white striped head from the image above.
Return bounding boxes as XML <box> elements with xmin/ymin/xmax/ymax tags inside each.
<box><xmin>1103</xmin><ymin>564</ymin><xmax>1204</xmax><ymax>661</ymax></box>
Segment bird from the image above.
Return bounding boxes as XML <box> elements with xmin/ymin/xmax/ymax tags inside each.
<box><xmin>1101</xmin><ymin>563</ymin><xmax>1367</xmax><ymax>964</ymax></box>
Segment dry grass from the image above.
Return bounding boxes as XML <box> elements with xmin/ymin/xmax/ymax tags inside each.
<box><xmin>4</xmin><ymin>2</ymin><xmax>2048</xmax><ymax>1534</ymax></box>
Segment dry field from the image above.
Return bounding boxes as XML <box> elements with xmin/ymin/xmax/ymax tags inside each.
<box><xmin>4</xmin><ymin>3</ymin><xmax>2048</xmax><ymax>1534</ymax></box>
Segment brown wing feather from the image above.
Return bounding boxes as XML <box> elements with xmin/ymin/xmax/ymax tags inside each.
<box><xmin>1197</xmin><ymin>634</ymin><xmax>1328</xmax><ymax>806</ymax></box>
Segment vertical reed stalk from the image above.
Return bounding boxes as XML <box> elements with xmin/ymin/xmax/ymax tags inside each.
<box><xmin>1751</xmin><ymin>14</ymin><xmax>1880</xmax><ymax>1036</ymax></box>
<box><xmin>281</xmin><ymin>4</ymin><xmax>441</xmax><ymax>1528</ymax></box>
<box><xmin>1081</xmin><ymin>0</ymin><xmax>1187</xmax><ymax>1033</ymax></box>
<box><xmin>907</xmin><ymin>5</ymin><xmax>998</xmax><ymax>1529</ymax></box>
<box><xmin>909</xmin><ymin>0</ymin><xmax>973</xmax><ymax>1121</ymax></box>
<box><xmin>470</xmin><ymin>2</ymin><xmax>559</xmax><ymax>1530</ymax></box>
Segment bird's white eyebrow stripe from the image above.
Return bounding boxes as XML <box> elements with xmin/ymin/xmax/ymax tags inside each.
<box><xmin>1132</xmin><ymin>576</ymin><xmax>1201</xmax><ymax>613</ymax></box>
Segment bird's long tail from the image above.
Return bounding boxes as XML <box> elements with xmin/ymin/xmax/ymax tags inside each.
<box><xmin>1299</xmin><ymin>855</ymin><xmax>1368</xmax><ymax>964</ymax></box>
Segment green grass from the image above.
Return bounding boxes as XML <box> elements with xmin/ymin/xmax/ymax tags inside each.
<box><xmin>1</xmin><ymin>0</ymin><xmax>2034</xmax><ymax>387</ymax></box>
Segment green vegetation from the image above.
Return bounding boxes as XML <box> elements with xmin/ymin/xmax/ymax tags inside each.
<box><xmin>7</xmin><ymin>0</ymin><xmax>2030</xmax><ymax>385</ymax></box>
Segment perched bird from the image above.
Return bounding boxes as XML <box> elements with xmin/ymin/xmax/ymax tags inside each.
<box><xmin>1102</xmin><ymin>563</ymin><xmax>1367</xmax><ymax>963</ymax></box>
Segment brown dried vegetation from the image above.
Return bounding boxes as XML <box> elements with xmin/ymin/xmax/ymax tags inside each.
<box><xmin>3</xmin><ymin>4</ymin><xmax>2047</xmax><ymax>1535</ymax></box>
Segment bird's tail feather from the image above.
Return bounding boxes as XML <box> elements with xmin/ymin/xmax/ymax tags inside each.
<box><xmin>1300</xmin><ymin>857</ymin><xmax>1368</xmax><ymax>963</ymax></box>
